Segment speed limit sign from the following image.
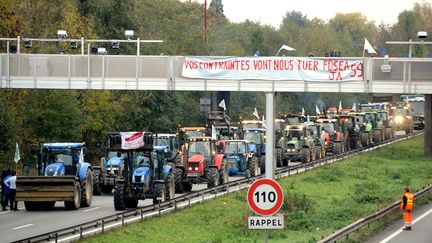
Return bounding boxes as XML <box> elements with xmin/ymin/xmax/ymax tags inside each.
<box><xmin>247</xmin><ymin>178</ymin><xmax>284</xmax><ymax>216</ymax></box>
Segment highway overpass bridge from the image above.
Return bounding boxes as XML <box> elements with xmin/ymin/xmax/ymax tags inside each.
<box><xmin>1</xmin><ymin>53</ymin><xmax>431</xmax><ymax>177</ymax></box>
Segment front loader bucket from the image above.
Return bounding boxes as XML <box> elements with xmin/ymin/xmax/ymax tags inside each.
<box><xmin>16</xmin><ymin>176</ymin><xmax>77</xmax><ymax>202</ymax></box>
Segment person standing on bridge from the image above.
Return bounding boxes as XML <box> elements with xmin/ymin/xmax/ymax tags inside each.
<box><xmin>400</xmin><ymin>186</ymin><xmax>414</xmax><ymax>230</ymax></box>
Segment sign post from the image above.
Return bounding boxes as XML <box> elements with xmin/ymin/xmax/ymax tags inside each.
<box><xmin>247</xmin><ymin>178</ymin><xmax>285</xmax><ymax>241</ymax></box>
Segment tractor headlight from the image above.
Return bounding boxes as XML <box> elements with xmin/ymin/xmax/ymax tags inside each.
<box><xmin>395</xmin><ymin>115</ymin><xmax>404</xmax><ymax>124</ymax></box>
<box><xmin>195</xmin><ymin>167</ymin><xmax>199</xmax><ymax>171</ymax></box>
<box><xmin>189</xmin><ymin>167</ymin><xmax>193</xmax><ymax>171</ymax></box>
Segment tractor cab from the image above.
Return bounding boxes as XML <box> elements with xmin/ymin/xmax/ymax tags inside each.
<box><xmin>184</xmin><ymin>137</ymin><xmax>216</xmax><ymax>178</ymax></box>
<box><xmin>41</xmin><ymin>143</ymin><xmax>88</xmax><ymax>177</ymax></box>
<box><xmin>224</xmin><ymin>140</ymin><xmax>254</xmax><ymax>176</ymax></box>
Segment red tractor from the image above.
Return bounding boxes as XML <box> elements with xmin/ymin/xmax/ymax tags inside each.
<box><xmin>174</xmin><ymin>137</ymin><xmax>228</xmax><ymax>192</ymax></box>
<box><xmin>316</xmin><ymin>118</ymin><xmax>348</xmax><ymax>154</ymax></box>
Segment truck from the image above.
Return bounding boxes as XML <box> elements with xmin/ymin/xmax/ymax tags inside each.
<box><xmin>111</xmin><ymin>132</ymin><xmax>175</xmax><ymax>210</ymax></box>
<box><xmin>404</xmin><ymin>96</ymin><xmax>424</xmax><ymax>130</ymax></box>
<box><xmin>224</xmin><ymin>140</ymin><xmax>260</xmax><ymax>178</ymax></box>
<box><xmin>16</xmin><ymin>143</ymin><xmax>93</xmax><ymax>211</ymax></box>
<box><xmin>174</xmin><ymin>137</ymin><xmax>228</xmax><ymax>193</ymax></box>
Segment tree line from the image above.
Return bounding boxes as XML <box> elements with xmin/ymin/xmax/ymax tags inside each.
<box><xmin>0</xmin><ymin>0</ymin><xmax>431</xmax><ymax>168</ymax></box>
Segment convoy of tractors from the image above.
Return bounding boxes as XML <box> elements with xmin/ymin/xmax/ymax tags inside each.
<box><xmin>15</xmin><ymin>96</ymin><xmax>424</xmax><ymax>211</ymax></box>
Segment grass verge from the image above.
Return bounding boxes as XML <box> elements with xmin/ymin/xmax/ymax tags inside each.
<box><xmin>84</xmin><ymin>135</ymin><xmax>432</xmax><ymax>243</ymax></box>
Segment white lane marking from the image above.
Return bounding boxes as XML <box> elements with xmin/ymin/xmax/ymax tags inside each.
<box><xmin>84</xmin><ymin>207</ymin><xmax>100</xmax><ymax>212</ymax></box>
<box><xmin>12</xmin><ymin>224</ymin><xmax>34</xmax><ymax>230</ymax></box>
<box><xmin>0</xmin><ymin>210</ymin><xmax>11</xmax><ymax>215</ymax></box>
<box><xmin>380</xmin><ymin>207</ymin><xmax>432</xmax><ymax>243</ymax></box>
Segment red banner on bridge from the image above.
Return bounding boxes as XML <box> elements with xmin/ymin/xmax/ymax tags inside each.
<box><xmin>182</xmin><ymin>56</ymin><xmax>363</xmax><ymax>82</ymax></box>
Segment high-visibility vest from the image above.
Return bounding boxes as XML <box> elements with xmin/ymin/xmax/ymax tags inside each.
<box><xmin>400</xmin><ymin>192</ymin><xmax>414</xmax><ymax>210</ymax></box>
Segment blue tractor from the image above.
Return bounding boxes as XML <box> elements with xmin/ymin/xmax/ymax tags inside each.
<box><xmin>240</xmin><ymin>128</ymin><xmax>266</xmax><ymax>174</ymax></box>
<box><xmin>111</xmin><ymin>132</ymin><xmax>175</xmax><ymax>210</ymax></box>
<box><xmin>16</xmin><ymin>143</ymin><xmax>93</xmax><ymax>211</ymax></box>
<box><xmin>224</xmin><ymin>140</ymin><xmax>260</xmax><ymax>178</ymax></box>
<box><xmin>93</xmin><ymin>149</ymin><xmax>125</xmax><ymax>195</ymax></box>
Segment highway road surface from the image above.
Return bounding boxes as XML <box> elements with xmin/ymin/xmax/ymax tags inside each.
<box><xmin>367</xmin><ymin>201</ymin><xmax>432</xmax><ymax>243</ymax></box>
<box><xmin>0</xmin><ymin>176</ymin><xmax>242</xmax><ymax>242</ymax></box>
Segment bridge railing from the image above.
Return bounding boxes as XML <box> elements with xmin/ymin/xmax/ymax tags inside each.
<box><xmin>1</xmin><ymin>54</ymin><xmax>432</xmax><ymax>93</ymax></box>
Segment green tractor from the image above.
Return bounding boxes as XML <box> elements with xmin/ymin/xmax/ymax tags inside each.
<box><xmin>349</xmin><ymin>112</ymin><xmax>373</xmax><ymax>146</ymax></box>
<box><xmin>280</xmin><ymin>124</ymin><xmax>316</xmax><ymax>164</ymax></box>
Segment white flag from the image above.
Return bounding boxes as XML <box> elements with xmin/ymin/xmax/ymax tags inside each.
<box><xmin>79</xmin><ymin>147</ymin><xmax>84</xmax><ymax>164</ymax></box>
<box><xmin>338</xmin><ymin>101</ymin><xmax>342</xmax><ymax>111</ymax></box>
<box><xmin>211</xmin><ymin>125</ymin><xmax>217</xmax><ymax>140</ymax></box>
<box><xmin>301</xmin><ymin>107</ymin><xmax>305</xmax><ymax>116</ymax></box>
<box><xmin>276</xmin><ymin>44</ymin><xmax>296</xmax><ymax>56</ymax></box>
<box><xmin>14</xmin><ymin>142</ymin><xmax>20</xmax><ymax>163</ymax></box>
<box><xmin>364</xmin><ymin>38</ymin><xmax>377</xmax><ymax>54</ymax></box>
<box><xmin>315</xmin><ymin>105</ymin><xmax>320</xmax><ymax>115</ymax></box>
<box><xmin>352</xmin><ymin>102</ymin><xmax>357</xmax><ymax>111</ymax></box>
<box><xmin>218</xmin><ymin>99</ymin><xmax>226</xmax><ymax>111</ymax></box>
<box><xmin>253</xmin><ymin>107</ymin><xmax>259</xmax><ymax>119</ymax></box>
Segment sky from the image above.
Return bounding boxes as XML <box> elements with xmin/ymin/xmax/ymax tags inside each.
<box><xmin>207</xmin><ymin>0</ymin><xmax>432</xmax><ymax>28</ymax></box>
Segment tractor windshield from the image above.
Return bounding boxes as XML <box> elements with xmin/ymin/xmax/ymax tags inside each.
<box><xmin>155</xmin><ymin>138</ymin><xmax>169</xmax><ymax>146</ymax></box>
<box><xmin>320</xmin><ymin>123</ymin><xmax>335</xmax><ymax>133</ymax></box>
<box><xmin>287</xmin><ymin>129</ymin><xmax>302</xmax><ymax>139</ymax></box>
<box><xmin>184</xmin><ymin>131</ymin><xmax>204</xmax><ymax>139</ymax></box>
<box><xmin>364</xmin><ymin>113</ymin><xmax>376</xmax><ymax>122</ymax></box>
<box><xmin>242</xmin><ymin>122</ymin><xmax>261</xmax><ymax>129</ymax></box>
<box><xmin>107</xmin><ymin>151</ymin><xmax>121</xmax><ymax>160</ymax></box>
<box><xmin>225</xmin><ymin>142</ymin><xmax>237</xmax><ymax>154</ymax></box>
<box><xmin>286</xmin><ymin>117</ymin><xmax>300</xmax><ymax>125</ymax></box>
<box><xmin>187</xmin><ymin>141</ymin><xmax>211</xmax><ymax>158</ymax></box>
<box><xmin>132</xmin><ymin>152</ymin><xmax>151</xmax><ymax>168</ymax></box>
<box><xmin>45</xmin><ymin>149</ymin><xmax>74</xmax><ymax>166</ymax></box>
<box><xmin>244</xmin><ymin>132</ymin><xmax>261</xmax><ymax>144</ymax></box>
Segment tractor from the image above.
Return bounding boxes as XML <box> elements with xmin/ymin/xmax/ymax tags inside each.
<box><xmin>174</xmin><ymin>137</ymin><xmax>228</xmax><ymax>193</ymax></box>
<box><xmin>338</xmin><ymin>114</ymin><xmax>362</xmax><ymax>150</ymax></box>
<box><xmin>16</xmin><ymin>143</ymin><xmax>93</xmax><ymax>211</ymax></box>
<box><xmin>349</xmin><ymin>112</ymin><xmax>373</xmax><ymax>146</ymax></box>
<box><xmin>154</xmin><ymin>133</ymin><xmax>177</xmax><ymax>164</ymax></box>
<box><xmin>224</xmin><ymin>140</ymin><xmax>260</xmax><ymax>178</ymax></box>
<box><xmin>316</xmin><ymin>118</ymin><xmax>347</xmax><ymax>154</ymax></box>
<box><xmin>274</xmin><ymin>116</ymin><xmax>286</xmax><ymax>167</ymax></box>
<box><xmin>391</xmin><ymin>104</ymin><xmax>414</xmax><ymax>134</ymax></box>
<box><xmin>279</xmin><ymin>124</ymin><xmax>316</xmax><ymax>164</ymax></box>
<box><xmin>93</xmin><ymin>149</ymin><xmax>124</xmax><ymax>195</ymax></box>
<box><xmin>240</xmin><ymin>128</ymin><xmax>266</xmax><ymax>173</ymax></box>
<box><xmin>112</xmin><ymin>132</ymin><xmax>175</xmax><ymax>210</ymax></box>
<box><xmin>304</xmin><ymin>121</ymin><xmax>326</xmax><ymax>160</ymax></box>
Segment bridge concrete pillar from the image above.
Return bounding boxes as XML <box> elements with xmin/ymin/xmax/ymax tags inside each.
<box><xmin>425</xmin><ymin>94</ymin><xmax>432</xmax><ymax>156</ymax></box>
<box><xmin>265</xmin><ymin>92</ymin><xmax>275</xmax><ymax>179</ymax></box>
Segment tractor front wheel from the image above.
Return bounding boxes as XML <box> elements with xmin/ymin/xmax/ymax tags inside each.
<box><xmin>174</xmin><ymin>168</ymin><xmax>184</xmax><ymax>193</ymax></box>
<box><xmin>93</xmin><ymin>170</ymin><xmax>101</xmax><ymax>196</ymax></box>
<box><xmin>114</xmin><ymin>182</ymin><xmax>126</xmax><ymax>210</ymax></box>
<box><xmin>81</xmin><ymin>169</ymin><xmax>93</xmax><ymax>207</ymax></box>
<box><xmin>207</xmin><ymin>167</ymin><xmax>220</xmax><ymax>188</ymax></box>
<box><xmin>153</xmin><ymin>183</ymin><xmax>166</xmax><ymax>204</ymax></box>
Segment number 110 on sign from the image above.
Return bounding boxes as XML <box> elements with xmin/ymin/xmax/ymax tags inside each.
<box><xmin>247</xmin><ymin>178</ymin><xmax>284</xmax><ymax>216</ymax></box>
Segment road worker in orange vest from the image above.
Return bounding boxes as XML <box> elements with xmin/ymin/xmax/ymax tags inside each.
<box><xmin>400</xmin><ymin>186</ymin><xmax>414</xmax><ymax>230</ymax></box>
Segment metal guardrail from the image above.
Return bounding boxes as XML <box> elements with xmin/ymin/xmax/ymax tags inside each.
<box><xmin>13</xmin><ymin>131</ymin><xmax>423</xmax><ymax>243</ymax></box>
<box><xmin>318</xmin><ymin>184</ymin><xmax>432</xmax><ymax>243</ymax></box>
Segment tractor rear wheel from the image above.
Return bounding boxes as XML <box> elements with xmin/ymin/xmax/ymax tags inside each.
<box><xmin>174</xmin><ymin>168</ymin><xmax>184</xmax><ymax>193</ymax></box>
<box><xmin>93</xmin><ymin>170</ymin><xmax>101</xmax><ymax>196</ymax></box>
<box><xmin>334</xmin><ymin>142</ymin><xmax>342</xmax><ymax>154</ymax></box>
<box><xmin>65</xmin><ymin>181</ymin><xmax>81</xmax><ymax>210</ymax></box>
<box><xmin>300</xmin><ymin>148</ymin><xmax>310</xmax><ymax>163</ymax></box>
<box><xmin>373</xmin><ymin>130</ymin><xmax>382</xmax><ymax>143</ymax></box>
<box><xmin>81</xmin><ymin>169</ymin><xmax>93</xmax><ymax>207</ymax></box>
<box><xmin>114</xmin><ymin>182</ymin><xmax>126</xmax><ymax>210</ymax></box>
<box><xmin>275</xmin><ymin>148</ymin><xmax>283</xmax><ymax>167</ymax></box>
<box><xmin>260</xmin><ymin>156</ymin><xmax>266</xmax><ymax>174</ymax></box>
<box><xmin>385</xmin><ymin>128</ymin><xmax>392</xmax><ymax>140</ymax></box>
<box><xmin>315</xmin><ymin>145</ymin><xmax>321</xmax><ymax>160</ymax></box>
<box><xmin>153</xmin><ymin>183</ymin><xmax>166</xmax><ymax>204</ymax></box>
<box><xmin>219</xmin><ymin>161</ymin><xmax>228</xmax><ymax>185</ymax></box>
<box><xmin>361</xmin><ymin>133</ymin><xmax>369</xmax><ymax>146</ymax></box>
<box><xmin>248</xmin><ymin>156</ymin><xmax>259</xmax><ymax>177</ymax></box>
<box><xmin>207</xmin><ymin>167</ymin><xmax>220</xmax><ymax>188</ymax></box>
<box><xmin>165</xmin><ymin>172</ymin><xmax>175</xmax><ymax>200</ymax></box>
